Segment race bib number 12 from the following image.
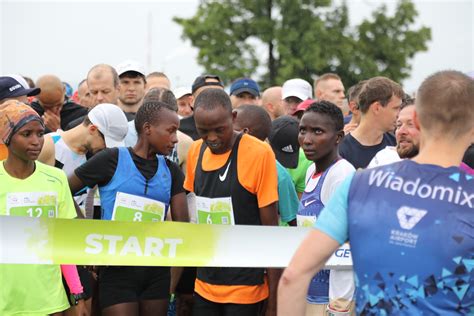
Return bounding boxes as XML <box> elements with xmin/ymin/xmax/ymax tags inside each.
<box><xmin>6</xmin><ymin>192</ymin><xmax>58</xmax><ymax>218</ymax></box>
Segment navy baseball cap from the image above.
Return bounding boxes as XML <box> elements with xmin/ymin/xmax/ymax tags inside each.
<box><xmin>230</xmin><ymin>78</ymin><xmax>260</xmax><ymax>97</ymax></box>
<box><xmin>0</xmin><ymin>75</ymin><xmax>41</xmax><ymax>100</ymax></box>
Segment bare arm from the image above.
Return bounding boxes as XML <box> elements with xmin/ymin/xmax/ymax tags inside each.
<box><xmin>278</xmin><ymin>229</ymin><xmax>340</xmax><ymax>316</ymax></box>
<box><xmin>37</xmin><ymin>135</ymin><xmax>55</xmax><ymax>166</ymax></box>
<box><xmin>68</xmin><ymin>173</ymin><xmax>86</xmax><ymax>195</ymax></box>
<box><xmin>297</xmin><ymin>191</ymin><xmax>303</xmax><ymax>200</ymax></box>
<box><xmin>170</xmin><ymin>192</ymin><xmax>189</xmax><ymax>223</ymax></box>
<box><xmin>169</xmin><ymin>191</ymin><xmax>189</xmax><ymax>295</ymax></box>
<box><xmin>68</xmin><ymin>173</ymin><xmax>87</xmax><ymax>219</ymax></box>
<box><xmin>259</xmin><ymin>202</ymin><xmax>280</xmax><ymax>316</ymax></box>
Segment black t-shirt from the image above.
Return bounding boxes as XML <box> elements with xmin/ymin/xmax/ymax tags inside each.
<box><xmin>75</xmin><ymin>147</ymin><xmax>185</xmax><ymax>197</ymax></box>
<box><xmin>179</xmin><ymin>115</ymin><xmax>200</xmax><ymax>140</ymax></box>
<box><xmin>463</xmin><ymin>144</ymin><xmax>474</xmax><ymax>168</ymax></box>
<box><xmin>339</xmin><ymin>133</ymin><xmax>396</xmax><ymax>169</ymax></box>
<box><xmin>124</xmin><ymin>112</ymin><xmax>136</xmax><ymax>122</ymax></box>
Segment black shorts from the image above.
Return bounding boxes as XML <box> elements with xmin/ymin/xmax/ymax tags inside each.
<box><xmin>98</xmin><ymin>266</ymin><xmax>170</xmax><ymax>309</ymax></box>
<box><xmin>175</xmin><ymin>267</ymin><xmax>196</xmax><ymax>294</ymax></box>
<box><xmin>62</xmin><ymin>266</ymin><xmax>93</xmax><ymax>300</ymax></box>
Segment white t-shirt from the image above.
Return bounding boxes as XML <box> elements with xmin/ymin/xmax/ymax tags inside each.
<box><xmin>304</xmin><ymin>159</ymin><xmax>356</xmax><ymax>308</ymax></box>
<box><xmin>367</xmin><ymin>146</ymin><xmax>401</xmax><ymax>169</ymax></box>
<box><xmin>304</xmin><ymin>159</ymin><xmax>355</xmax><ymax>205</ymax></box>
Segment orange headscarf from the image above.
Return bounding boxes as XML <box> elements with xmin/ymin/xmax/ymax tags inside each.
<box><xmin>0</xmin><ymin>100</ymin><xmax>44</xmax><ymax>146</ymax></box>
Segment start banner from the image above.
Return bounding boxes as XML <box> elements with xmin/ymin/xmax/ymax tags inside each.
<box><xmin>0</xmin><ymin>216</ymin><xmax>353</xmax><ymax>269</ymax></box>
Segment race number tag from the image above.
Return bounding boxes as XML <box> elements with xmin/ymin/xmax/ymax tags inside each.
<box><xmin>112</xmin><ymin>192</ymin><xmax>165</xmax><ymax>222</ymax></box>
<box><xmin>196</xmin><ymin>196</ymin><xmax>235</xmax><ymax>225</ymax></box>
<box><xmin>6</xmin><ymin>192</ymin><xmax>58</xmax><ymax>218</ymax></box>
<box><xmin>297</xmin><ymin>214</ymin><xmax>317</xmax><ymax>228</ymax></box>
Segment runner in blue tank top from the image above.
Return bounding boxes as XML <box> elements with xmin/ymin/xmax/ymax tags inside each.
<box><xmin>279</xmin><ymin>71</ymin><xmax>474</xmax><ymax>315</ymax></box>
<box><xmin>68</xmin><ymin>101</ymin><xmax>189</xmax><ymax>316</ymax></box>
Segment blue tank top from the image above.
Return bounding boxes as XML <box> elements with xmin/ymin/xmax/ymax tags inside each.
<box><xmin>347</xmin><ymin>161</ymin><xmax>474</xmax><ymax>315</ymax></box>
<box><xmin>99</xmin><ymin>147</ymin><xmax>171</xmax><ymax>220</ymax></box>
<box><xmin>297</xmin><ymin>164</ymin><xmax>334</xmax><ymax>304</ymax></box>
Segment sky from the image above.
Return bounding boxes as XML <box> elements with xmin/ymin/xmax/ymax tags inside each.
<box><xmin>0</xmin><ymin>0</ymin><xmax>473</xmax><ymax>93</ymax></box>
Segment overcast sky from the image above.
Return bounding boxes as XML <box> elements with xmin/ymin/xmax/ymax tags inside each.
<box><xmin>0</xmin><ymin>0</ymin><xmax>472</xmax><ymax>93</ymax></box>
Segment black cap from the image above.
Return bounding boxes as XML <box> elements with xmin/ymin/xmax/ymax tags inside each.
<box><xmin>191</xmin><ymin>74</ymin><xmax>224</xmax><ymax>94</ymax></box>
<box><xmin>268</xmin><ymin>115</ymin><xmax>300</xmax><ymax>169</ymax></box>
<box><xmin>0</xmin><ymin>75</ymin><xmax>40</xmax><ymax>101</ymax></box>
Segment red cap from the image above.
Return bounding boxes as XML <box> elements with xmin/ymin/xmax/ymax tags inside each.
<box><xmin>291</xmin><ymin>99</ymin><xmax>315</xmax><ymax>115</ymax></box>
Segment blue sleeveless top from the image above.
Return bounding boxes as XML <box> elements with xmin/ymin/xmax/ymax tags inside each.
<box><xmin>99</xmin><ymin>147</ymin><xmax>171</xmax><ymax>220</ymax></box>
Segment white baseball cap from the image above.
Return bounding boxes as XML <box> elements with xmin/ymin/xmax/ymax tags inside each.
<box><xmin>173</xmin><ymin>87</ymin><xmax>192</xmax><ymax>99</ymax></box>
<box><xmin>116</xmin><ymin>60</ymin><xmax>145</xmax><ymax>77</ymax></box>
<box><xmin>88</xmin><ymin>103</ymin><xmax>129</xmax><ymax>148</ymax></box>
<box><xmin>282</xmin><ymin>78</ymin><xmax>313</xmax><ymax>100</ymax></box>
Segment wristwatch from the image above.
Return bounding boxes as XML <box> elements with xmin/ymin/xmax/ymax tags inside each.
<box><xmin>69</xmin><ymin>292</ymin><xmax>86</xmax><ymax>305</ymax></box>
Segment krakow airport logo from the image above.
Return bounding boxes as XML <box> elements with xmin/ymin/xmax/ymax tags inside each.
<box><xmin>396</xmin><ymin>206</ymin><xmax>427</xmax><ymax>230</ymax></box>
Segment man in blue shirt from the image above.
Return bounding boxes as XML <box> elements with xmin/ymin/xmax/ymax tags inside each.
<box><xmin>278</xmin><ymin>70</ymin><xmax>474</xmax><ymax>315</ymax></box>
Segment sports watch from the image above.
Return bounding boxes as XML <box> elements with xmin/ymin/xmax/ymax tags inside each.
<box><xmin>69</xmin><ymin>292</ymin><xmax>86</xmax><ymax>305</ymax></box>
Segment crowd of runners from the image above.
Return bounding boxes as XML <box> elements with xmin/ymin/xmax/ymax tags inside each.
<box><xmin>0</xmin><ymin>60</ymin><xmax>472</xmax><ymax>316</ymax></box>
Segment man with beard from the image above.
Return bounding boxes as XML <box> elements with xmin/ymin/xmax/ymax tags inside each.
<box><xmin>367</xmin><ymin>98</ymin><xmax>419</xmax><ymax>167</ymax></box>
<box><xmin>279</xmin><ymin>70</ymin><xmax>474</xmax><ymax>315</ymax></box>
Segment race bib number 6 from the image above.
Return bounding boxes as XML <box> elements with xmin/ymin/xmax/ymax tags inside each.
<box><xmin>112</xmin><ymin>192</ymin><xmax>166</xmax><ymax>222</ymax></box>
<box><xmin>6</xmin><ymin>192</ymin><xmax>58</xmax><ymax>218</ymax></box>
<box><xmin>196</xmin><ymin>196</ymin><xmax>235</xmax><ymax>225</ymax></box>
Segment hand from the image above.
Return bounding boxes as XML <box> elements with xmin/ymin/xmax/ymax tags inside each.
<box><xmin>42</xmin><ymin>110</ymin><xmax>61</xmax><ymax>131</ymax></box>
<box><xmin>343</xmin><ymin>122</ymin><xmax>358</xmax><ymax>135</ymax></box>
<box><xmin>74</xmin><ymin>299</ymin><xmax>90</xmax><ymax>316</ymax></box>
<box><xmin>87</xmin><ymin>265</ymin><xmax>98</xmax><ymax>280</ymax></box>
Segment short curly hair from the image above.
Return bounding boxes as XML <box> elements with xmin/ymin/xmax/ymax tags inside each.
<box><xmin>303</xmin><ymin>100</ymin><xmax>344</xmax><ymax>132</ymax></box>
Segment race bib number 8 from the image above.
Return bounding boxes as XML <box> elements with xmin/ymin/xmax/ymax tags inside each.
<box><xmin>196</xmin><ymin>196</ymin><xmax>235</xmax><ymax>225</ymax></box>
<box><xmin>6</xmin><ymin>192</ymin><xmax>58</xmax><ymax>218</ymax></box>
<box><xmin>112</xmin><ymin>192</ymin><xmax>165</xmax><ymax>222</ymax></box>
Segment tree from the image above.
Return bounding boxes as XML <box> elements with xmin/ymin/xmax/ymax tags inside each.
<box><xmin>174</xmin><ymin>0</ymin><xmax>431</xmax><ymax>88</ymax></box>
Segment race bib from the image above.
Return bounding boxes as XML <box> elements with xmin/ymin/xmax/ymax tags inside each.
<box><xmin>297</xmin><ymin>214</ymin><xmax>316</xmax><ymax>228</ymax></box>
<box><xmin>112</xmin><ymin>192</ymin><xmax>165</xmax><ymax>222</ymax></box>
<box><xmin>196</xmin><ymin>196</ymin><xmax>234</xmax><ymax>225</ymax></box>
<box><xmin>93</xmin><ymin>189</ymin><xmax>101</xmax><ymax>206</ymax></box>
<box><xmin>6</xmin><ymin>192</ymin><xmax>58</xmax><ymax>218</ymax></box>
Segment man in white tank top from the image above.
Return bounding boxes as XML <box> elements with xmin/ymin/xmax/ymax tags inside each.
<box><xmin>38</xmin><ymin>103</ymin><xmax>128</xmax><ymax>213</ymax></box>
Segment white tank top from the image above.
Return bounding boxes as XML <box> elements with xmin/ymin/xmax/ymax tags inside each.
<box><xmin>50</xmin><ymin>132</ymin><xmax>87</xmax><ymax>177</ymax></box>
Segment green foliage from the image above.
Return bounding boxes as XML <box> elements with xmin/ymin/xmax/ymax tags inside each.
<box><xmin>174</xmin><ymin>0</ymin><xmax>431</xmax><ymax>88</ymax></box>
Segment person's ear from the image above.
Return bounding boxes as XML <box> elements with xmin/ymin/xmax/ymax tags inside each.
<box><xmin>242</xmin><ymin>127</ymin><xmax>250</xmax><ymax>134</ymax></box>
<box><xmin>413</xmin><ymin>109</ymin><xmax>421</xmax><ymax>131</ymax></box>
<box><xmin>143</xmin><ymin>122</ymin><xmax>152</xmax><ymax>135</ymax></box>
<box><xmin>232</xmin><ymin>110</ymin><xmax>238</xmax><ymax>122</ymax></box>
<box><xmin>335</xmin><ymin>130</ymin><xmax>344</xmax><ymax>144</ymax></box>
<box><xmin>88</xmin><ymin>124</ymin><xmax>98</xmax><ymax>135</ymax></box>
<box><xmin>348</xmin><ymin>101</ymin><xmax>358</xmax><ymax>112</ymax></box>
<box><xmin>372</xmin><ymin>101</ymin><xmax>381</xmax><ymax>115</ymax></box>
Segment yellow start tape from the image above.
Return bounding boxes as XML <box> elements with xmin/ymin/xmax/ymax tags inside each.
<box><xmin>0</xmin><ymin>216</ymin><xmax>352</xmax><ymax>269</ymax></box>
